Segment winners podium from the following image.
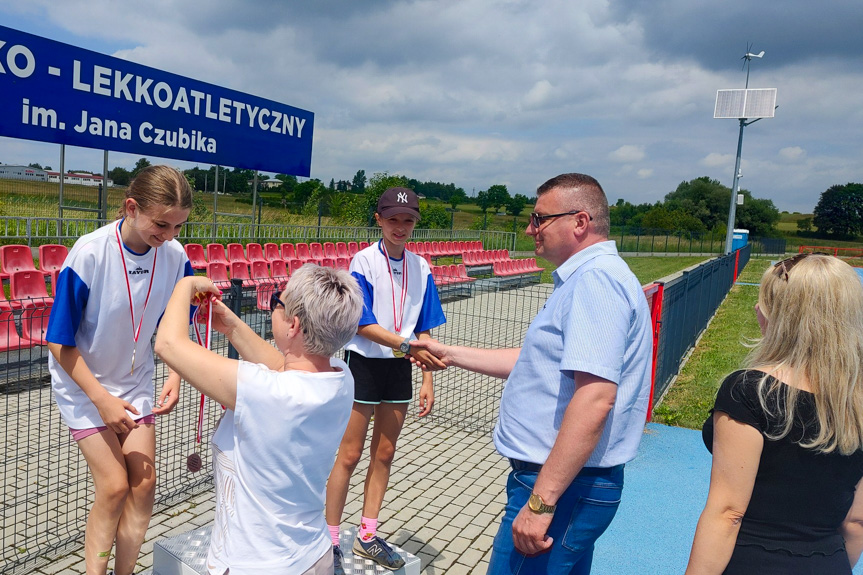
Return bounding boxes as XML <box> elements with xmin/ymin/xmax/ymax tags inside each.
<box><xmin>142</xmin><ymin>525</ymin><xmax>420</xmax><ymax>575</ymax></box>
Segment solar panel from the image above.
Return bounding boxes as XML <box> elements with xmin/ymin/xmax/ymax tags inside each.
<box><xmin>714</xmin><ymin>88</ymin><xmax>777</xmax><ymax>119</ymax></box>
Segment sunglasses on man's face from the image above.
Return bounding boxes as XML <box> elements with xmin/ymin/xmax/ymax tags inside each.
<box><xmin>270</xmin><ymin>290</ymin><xmax>284</xmax><ymax>312</ymax></box>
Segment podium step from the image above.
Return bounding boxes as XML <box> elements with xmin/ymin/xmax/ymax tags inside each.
<box><xmin>150</xmin><ymin>524</ymin><xmax>420</xmax><ymax>574</ymax></box>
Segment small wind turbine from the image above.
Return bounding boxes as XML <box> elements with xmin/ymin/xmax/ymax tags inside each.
<box><xmin>741</xmin><ymin>43</ymin><xmax>765</xmax><ymax>87</ymax></box>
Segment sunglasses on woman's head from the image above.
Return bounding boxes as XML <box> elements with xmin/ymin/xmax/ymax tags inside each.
<box><xmin>773</xmin><ymin>253</ymin><xmax>814</xmax><ymax>281</ymax></box>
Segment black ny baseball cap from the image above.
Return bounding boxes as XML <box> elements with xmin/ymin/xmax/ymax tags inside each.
<box><xmin>377</xmin><ymin>187</ymin><xmax>421</xmax><ymax>221</ymax></box>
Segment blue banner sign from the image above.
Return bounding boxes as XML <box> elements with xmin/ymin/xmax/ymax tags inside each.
<box><xmin>0</xmin><ymin>25</ymin><xmax>314</xmax><ymax>176</ymax></box>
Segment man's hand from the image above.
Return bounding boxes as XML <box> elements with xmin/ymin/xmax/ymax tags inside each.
<box><xmin>408</xmin><ymin>338</ymin><xmax>450</xmax><ymax>371</ymax></box>
<box><xmin>153</xmin><ymin>371</ymin><xmax>180</xmax><ymax>415</ymax></box>
<box><xmin>512</xmin><ymin>504</ymin><xmax>554</xmax><ymax>557</ymax></box>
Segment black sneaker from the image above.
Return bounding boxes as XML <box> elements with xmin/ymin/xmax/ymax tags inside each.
<box><xmin>352</xmin><ymin>535</ymin><xmax>405</xmax><ymax>570</ymax></box>
<box><xmin>333</xmin><ymin>545</ymin><xmax>346</xmax><ymax>575</ymax></box>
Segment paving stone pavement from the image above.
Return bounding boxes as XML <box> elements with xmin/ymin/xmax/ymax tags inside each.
<box><xmin>36</xmin><ymin>419</ymin><xmax>510</xmax><ymax>575</ymax></box>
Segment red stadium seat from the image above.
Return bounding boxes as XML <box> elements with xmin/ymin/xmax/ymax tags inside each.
<box><xmin>359</xmin><ymin>241</ymin><xmax>370</xmax><ymax>250</ymax></box>
<box><xmin>296</xmin><ymin>243</ymin><xmax>311</xmax><ymax>262</ymax></box>
<box><xmin>0</xmin><ymin>311</ymin><xmax>30</xmax><ymax>352</ymax></box>
<box><xmin>21</xmin><ymin>306</ymin><xmax>51</xmax><ymax>345</ymax></box>
<box><xmin>281</xmin><ymin>243</ymin><xmax>298</xmax><ymax>262</ymax></box>
<box><xmin>1</xmin><ymin>244</ymin><xmax>39</xmax><ymax>281</ymax></box>
<box><xmin>320</xmin><ymin>257</ymin><xmax>336</xmax><ymax>269</ymax></box>
<box><xmin>310</xmin><ymin>243</ymin><xmax>324</xmax><ymax>261</ymax></box>
<box><xmin>10</xmin><ymin>270</ymin><xmax>53</xmax><ymax>308</ymax></box>
<box><xmin>289</xmin><ymin>259</ymin><xmax>305</xmax><ymax>275</ymax></box>
<box><xmin>256</xmin><ymin>282</ymin><xmax>280</xmax><ymax>311</ymax></box>
<box><xmin>206</xmin><ymin>244</ymin><xmax>229</xmax><ymax>266</ymax></box>
<box><xmin>227</xmin><ymin>243</ymin><xmax>250</xmax><ymax>265</ymax></box>
<box><xmin>206</xmin><ymin>262</ymin><xmax>231</xmax><ymax>290</ymax></box>
<box><xmin>335</xmin><ymin>257</ymin><xmax>351</xmax><ymax>271</ymax></box>
<box><xmin>38</xmin><ymin>244</ymin><xmax>69</xmax><ymax>274</ymax></box>
<box><xmin>246</xmin><ymin>243</ymin><xmax>267</xmax><ymax>264</ymax></box>
<box><xmin>250</xmin><ymin>261</ymin><xmax>271</xmax><ymax>285</ymax></box>
<box><xmin>348</xmin><ymin>242</ymin><xmax>360</xmax><ymax>257</ymax></box>
<box><xmin>323</xmin><ymin>242</ymin><xmax>337</xmax><ymax>259</ymax></box>
<box><xmin>184</xmin><ymin>243</ymin><xmax>208</xmax><ymax>270</ymax></box>
<box><xmin>264</xmin><ymin>243</ymin><xmax>283</xmax><ymax>263</ymax></box>
<box><xmin>335</xmin><ymin>242</ymin><xmax>349</xmax><ymax>259</ymax></box>
<box><xmin>270</xmin><ymin>259</ymin><xmax>289</xmax><ymax>280</ymax></box>
<box><xmin>229</xmin><ymin>262</ymin><xmax>256</xmax><ymax>287</ymax></box>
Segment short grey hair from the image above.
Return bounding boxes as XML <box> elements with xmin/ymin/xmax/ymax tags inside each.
<box><xmin>280</xmin><ymin>264</ymin><xmax>363</xmax><ymax>357</ymax></box>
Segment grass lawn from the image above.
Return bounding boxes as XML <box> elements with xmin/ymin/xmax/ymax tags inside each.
<box><xmin>651</xmin><ymin>256</ymin><xmax>774</xmax><ymax>428</ymax></box>
<box><xmin>529</xmin><ymin>255</ymin><xmax>709</xmax><ymax>285</ymax></box>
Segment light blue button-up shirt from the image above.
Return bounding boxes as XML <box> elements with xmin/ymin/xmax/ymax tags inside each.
<box><xmin>493</xmin><ymin>241</ymin><xmax>653</xmax><ymax>468</ymax></box>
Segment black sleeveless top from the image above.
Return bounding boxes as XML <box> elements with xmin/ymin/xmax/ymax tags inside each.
<box><xmin>703</xmin><ymin>370</ymin><xmax>863</xmax><ymax>556</ymax></box>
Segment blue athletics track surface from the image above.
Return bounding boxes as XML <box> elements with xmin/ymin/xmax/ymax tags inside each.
<box><xmin>591</xmin><ymin>422</ymin><xmax>863</xmax><ymax>575</ymax></box>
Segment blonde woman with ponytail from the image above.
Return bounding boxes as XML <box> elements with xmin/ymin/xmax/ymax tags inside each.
<box><xmin>686</xmin><ymin>254</ymin><xmax>863</xmax><ymax>575</ymax></box>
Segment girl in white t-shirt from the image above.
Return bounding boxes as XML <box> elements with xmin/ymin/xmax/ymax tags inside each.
<box><xmin>46</xmin><ymin>165</ymin><xmax>194</xmax><ymax>575</ymax></box>
<box><xmin>155</xmin><ymin>265</ymin><xmax>363</xmax><ymax>575</ymax></box>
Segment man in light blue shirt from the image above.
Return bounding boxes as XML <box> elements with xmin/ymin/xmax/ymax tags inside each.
<box><xmin>411</xmin><ymin>173</ymin><xmax>653</xmax><ymax>574</ymax></box>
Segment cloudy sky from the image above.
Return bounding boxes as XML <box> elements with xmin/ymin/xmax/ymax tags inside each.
<box><xmin>1</xmin><ymin>0</ymin><xmax>861</xmax><ymax>212</ymax></box>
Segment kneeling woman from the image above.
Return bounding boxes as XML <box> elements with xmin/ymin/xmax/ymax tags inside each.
<box><xmin>155</xmin><ymin>265</ymin><xmax>362</xmax><ymax>575</ymax></box>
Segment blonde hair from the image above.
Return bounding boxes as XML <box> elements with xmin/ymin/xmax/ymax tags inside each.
<box><xmin>117</xmin><ymin>165</ymin><xmax>193</xmax><ymax>219</ymax></box>
<box><xmin>748</xmin><ymin>254</ymin><xmax>863</xmax><ymax>454</ymax></box>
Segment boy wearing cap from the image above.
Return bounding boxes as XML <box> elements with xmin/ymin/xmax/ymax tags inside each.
<box><xmin>325</xmin><ymin>187</ymin><xmax>446</xmax><ymax>572</ymax></box>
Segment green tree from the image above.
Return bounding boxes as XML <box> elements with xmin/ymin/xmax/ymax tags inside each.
<box><xmin>812</xmin><ymin>183</ymin><xmax>863</xmax><ymax>237</ymax></box>
<box><xmin>486</xmin><ymin>184</ymin><xmax>511</xmax><ymax>212</ymax></box>
<box><xmin>449</xmin><ymin>188</ymin><xmax>468</xmax><ymax>210</ymax></box>
<box><xmin>735</xmin><ymin>193</ymin><xmax>780</xmax><ymax>236</ymax></box>
<box><xmin>796</xmin><ymin>217</ymin><xmax>812</xmax><ymax>232</ymax></box>
<box><xmin>109</xmin><ymin>166</ymin><xmax>132</xmax><ymax>186</ymax></box>
<box><xmin>131</xmin><ymin>157</ymin><xmax>151</xmax><ymax>178</ymax></box>
<box><xmin>352</xmin><ymin>170</ymin><xmax>366</xmax><ymax>194</ymax></box>
<box><xmin>506</xmin><ymin>193</ymin><xmax>529</xmax><ymax>217</ymax></box>
<box><xmin>664</xmin><ymin>177</ymin><xmax>730</xmax><ymax>230</ymax></box>
<box><xmin>28</xmin><ymin>162</ymin><xmax>43</xmax><ymax>170</ymax></box>
<box><xmin>420</xmin><ymin>203</ymin><xmax>451</xmax><ymax>229</ymax></box>
<box><xmin>295</xmin><ymin>179</ymin><xmax>324</xmax><ymax>212</ymax></box>
<box><xmin>476</xmin><ymin>190</ymin><xmax>492</xmax><ymax>214</ymax></box>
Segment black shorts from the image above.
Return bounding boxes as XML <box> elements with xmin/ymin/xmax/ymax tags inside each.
<box><xmin>345</xmin><ymin>350</ymin><xmax>412</xmax><ymax>404</ymax></box>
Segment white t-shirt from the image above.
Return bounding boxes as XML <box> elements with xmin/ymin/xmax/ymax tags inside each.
<box><xmin>46</xmin><ymin>220</ymin><xmax>193</xmax><ymax>428</ymax></box>
<box><xmin>206</xmin><ymin>358</ymin><xmax>354</xmax><ymax>575</ymax></box>
<box><xmin>345</xmin><ymin>241</ymin><xmax>445</xmax><ymax>358</ymax></box>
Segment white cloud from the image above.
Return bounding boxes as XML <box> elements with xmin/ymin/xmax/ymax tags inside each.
<box><xmin>637</xmin><ymin>168</ymin><xmax>654</xmax><ymax>179</ymax></box>
<box><xmin>609</xmin><ymin>145</ymin><xmax>646</xmax><ymax>163</ymax></box>
<box><xmin>778</xmin><ymin>146</ymin><xmax>806</xmax><ymax>161</ymax></box>
<box><xmin>700</xmin><ymin>153</ymin><xmax>734</xmax><ymax>168</ymax></box>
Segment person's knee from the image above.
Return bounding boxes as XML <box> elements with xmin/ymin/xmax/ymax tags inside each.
<box><xmin>337</xmin><ymin>445</ymin><xmax>364</xmax><ymax>471</ymax></box>
<box><xmin>97</xmin><ymin>476</ymin><xmax>131</xmax><ymax>508</ymax></box>
<box><xmin>371</xmin><ymin>442</ymin><xmax>397</xmax><ymax>466</ymax></box>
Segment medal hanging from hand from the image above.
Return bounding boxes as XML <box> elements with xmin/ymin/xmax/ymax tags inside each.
<box><xmin>187</xmin><ymin>296</ymin><xmax>213</xmax><ymax>473</ymax></box>
<box><xmin>115</xmin><ymin>222</ymin><xmax>157</xmax><ymax>376</ymax></box>
<box><xmin>381</xmin><ymin>241</ymin><xmax>408</xmax><ymax>358</ymax></box>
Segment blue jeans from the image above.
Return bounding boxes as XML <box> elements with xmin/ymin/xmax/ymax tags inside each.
<box><xmin>487</xmin><ymin>462</ymin><xmax>624</xmax><ymax>575</ymax></box>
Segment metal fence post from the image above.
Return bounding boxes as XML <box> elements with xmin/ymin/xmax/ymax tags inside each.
<box><xmin>228</xmin><ymin>279</ymin><xmax>243</xmax><ymax>360</ymax></box>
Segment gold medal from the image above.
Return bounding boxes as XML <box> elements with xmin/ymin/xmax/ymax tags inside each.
<box><xmin>392</xmin><ymin>349</ymin><xmax>406</xmax><ymax>358</ymax></box>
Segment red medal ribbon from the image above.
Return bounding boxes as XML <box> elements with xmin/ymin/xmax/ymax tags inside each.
<box><xmin>115</xmin><ymin>221</ymin><xmax>157</xmax><ymax>375</ymax></box>
<box><xmin>380</xmin><ymin>240</ymin><xmax>408</xmax><ymax>334</ymax></box>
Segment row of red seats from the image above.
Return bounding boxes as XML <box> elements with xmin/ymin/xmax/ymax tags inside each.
<box><xmin>0</xmin><ymin>244</ymin><xmax>68</xmax><ymax>294</ymax></box>
<box><xmin>493</xmin><ymin>258</ymin><xmax>545</xmax><ymax>277</ymax></box>
<box><xmin>431</xmin><ymin>264</ymin><xmax>476</xmax><ymax>286</ymax></box>
<box><xmin>0</xmin><ymin>307</ymin><xmax>50</xmax><ymax>352</ymax></box>
<box><xmin>463</xmin><ymin>250</ymin><xmax>511</xmax><ymax>266</ymax></box>
<box><xmin>1</xmin><ymin>271</ymin><xmax>54</xmax><ymax>311</ymax></box>
<box><xmin>407</xmin><ymin>240</ymin><xmax>483</xmax><ymax>257</ymax></box>
<box><xmin>186</xmin><ymin>242</ymin><xmax>370</xmax><ymax>271</ymax></box>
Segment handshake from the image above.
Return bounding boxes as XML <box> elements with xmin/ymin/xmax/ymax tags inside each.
<box><xmin>407</xmin><ymin>339</ymin><xmax>450</xmax><ymax>372</ymax></box>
